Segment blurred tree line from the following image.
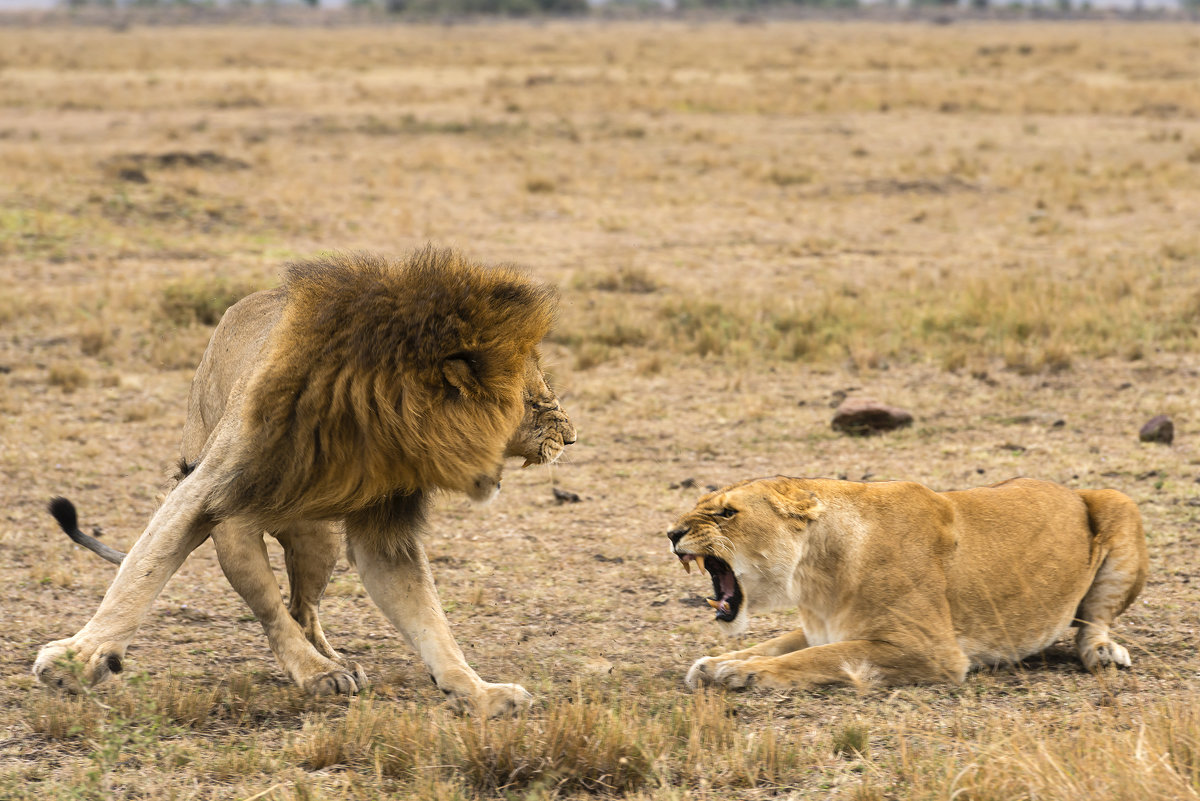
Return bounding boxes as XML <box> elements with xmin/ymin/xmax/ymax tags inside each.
<box><xmin>59</xmin><ymin>0</ymin><xmax>1198</xmax><ymax>13</ymax></box>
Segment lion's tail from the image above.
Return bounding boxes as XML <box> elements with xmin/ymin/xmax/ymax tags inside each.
<box><xmin>48</xmin><ymin>497</ymin><xmax>126</xmax><ymax>565</ymax></box>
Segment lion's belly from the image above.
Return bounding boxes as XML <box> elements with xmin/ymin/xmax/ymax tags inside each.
<box><xmin>957</xmin><ymin>604</ymin><xmax>1080</xmax><ymax>667</ymax></box>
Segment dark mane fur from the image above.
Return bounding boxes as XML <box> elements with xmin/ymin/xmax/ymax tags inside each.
<box><xmin>215</xmin><ymin>247</ymin><xmax>557</xmax><ymax>522</ymax></box>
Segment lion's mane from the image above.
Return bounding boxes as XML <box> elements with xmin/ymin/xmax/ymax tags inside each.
<box><xmin>211</xmin><ymin>247</ymin><xmax>557</xmax><ymax>522</ymax></box>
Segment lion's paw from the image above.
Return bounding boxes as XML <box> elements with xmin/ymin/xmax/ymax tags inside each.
<box><xmin>710</xmin><ymin>659</ymin><xmax>760</xmax><ymax>690</ymax></box>
<box><xmin>1081</xmin><ymin>641</ymin><xmax>1132</xmax><ymax>672</ymax></box>
<box><xmin>302</xmin><ymin>664</ymin><xmax>367</xmax><ymax>696</ymax></box>
<box><xmin>447</xmin><ymin>682</ymin><xmax>532</xmax><ymax>718</ymax></box>
<box><xmin>685</xmin><ymin>656</ymin><xmax>721</xmax><ymax>690</ymax></box>
<box><xmin>687</xmin><ymin>656</ymin><xmax>782</xmax><ymax>690</ymax></box>
<box><xmin>33</xmin><ymin>639</ymin><xmax>124</xmax><ymax>692</ymax></box>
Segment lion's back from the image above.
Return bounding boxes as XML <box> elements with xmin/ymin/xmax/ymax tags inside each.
<box><xmin>181</xmin><ymin>287</ymin><xmax>285</xmax><ymax>463</ymax></box>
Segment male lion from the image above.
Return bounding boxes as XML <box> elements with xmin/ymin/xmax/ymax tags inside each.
<box><xmin>668</xmin><ymin>476</ymin><xmax>1146</xmax><ymax>691</ymax></box>
<box><xmin>35</xmin><ymin>247</ymin><xmax>576</xmax><ymax>717</ymax></box>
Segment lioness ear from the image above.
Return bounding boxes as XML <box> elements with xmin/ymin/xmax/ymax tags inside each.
<box><xmin>443</xmin><ymin>355</ymin><xmax>482</xmax><ymax>398</ymax></box>
<box><xmin>767</xmin><ymin>482</ymin><xmax>823</xmax><ymax>520</ymax></box>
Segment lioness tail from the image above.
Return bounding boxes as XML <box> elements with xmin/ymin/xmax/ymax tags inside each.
<box><xmin>48</xmin><ymin>497</ymin><xmax>126</xmax><ymax>565</ymax></box>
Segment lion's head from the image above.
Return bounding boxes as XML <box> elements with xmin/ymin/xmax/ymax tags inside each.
<box><xmin>667</xmin><ymin>477</ymin><xmax>825</xmax><ymax>636</ymax></box>
<box><xmin>504</xmin><ymin>353</ymin><xmax>575</xmax><ymax>469</ymax></box>
<box><xmin>218</xmin><ymin>247</ymin><xmax>575</xmax><ymax>520</ymax></box>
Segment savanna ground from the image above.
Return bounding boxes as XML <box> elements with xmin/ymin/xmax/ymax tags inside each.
<box><xmin>0</xmin><ymin>14</ymin><xmax>1199</xmax><ymax>800</ymax></box>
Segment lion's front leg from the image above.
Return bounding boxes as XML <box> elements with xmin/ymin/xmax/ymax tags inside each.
<box><xmin>690</xmin><ymin>639</ymin><xmax>963</xmax><ymax>691</ymax></box>
<box><xmin>686</xmin><ymin>629</ymin><xmax>811</xmax><ymax>689</ymax></box>
<box><xmin>34</xmin><ymin>473</ymin><xmax>215</xmax><ymax>691</ymax></box>
<box><xmin>213</xmin><ymin>520</ymin><xmax>365</xmax><ymax>696</ymax></box>
<box><xmin>346</xmin><ymin>531</ymin><xmax>530</xmax><ymax>718</ymax></box>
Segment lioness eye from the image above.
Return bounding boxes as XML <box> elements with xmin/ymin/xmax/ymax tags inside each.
<box><xmin>718</xmin><ymin>507</ymin><xmax>737</xmax><ymax>519</ymax></box>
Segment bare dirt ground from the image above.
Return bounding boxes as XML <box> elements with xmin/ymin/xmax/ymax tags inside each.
<box><xmin>0</xmin><ymin>17</ymin><xmax>1198</xmax><ymax>800</ymax></box>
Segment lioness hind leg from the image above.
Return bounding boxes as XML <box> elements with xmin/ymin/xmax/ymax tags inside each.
<box><xmin>34</xmin><ymin>474</ymin><xmax>215</xmax><ymax>691</ymax></box>
<box><xmin>275</xmin><ymin>521</ymin><xmax>343</xmax><ymax>662</ymax></box>
<box><xmin>1074</xmin><ymin>490</ymin><xmax>1149</xmax><ymax>672</ymax></box>
<box><xmin>212</xmin><ymin>520</ymin><xmax>365</xmax><ymax>696</ymax></box>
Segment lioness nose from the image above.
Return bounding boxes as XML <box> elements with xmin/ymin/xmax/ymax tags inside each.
<box><xmin>667</xmin><ymin>527</ymin><xmax>688</xmax><ymax>545</ymax></box>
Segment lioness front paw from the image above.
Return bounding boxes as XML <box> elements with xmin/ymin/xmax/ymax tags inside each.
<box><xmin>301</xmin><ymin>663</ymin><xmax>367</xmax><ymax>696</ymax></box>
<box><xmin>446</xmin><ymin>682</ymin><xmax>532</xmax><ymax>718</ymax></box>
<box><xmin>686</xmin><ymin>656</ymin><xmax>722</xmax><ymax>689</ymax></box>
<box><xmin>687</xmin><ymin>656</ymin><xmax>785</xmax><ymax>690</ymax></box>
<box><xmin>33</xmin><ymin>639</ymin><xmax>125</xmax><ymax>692</ymax></box>
<box><xmin>1081</xmin><ymin>641</ymin><xmax>1132</xmax><ymax>671</ymax></box>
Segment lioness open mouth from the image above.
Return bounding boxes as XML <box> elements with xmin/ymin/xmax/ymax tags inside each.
<box><xmin>677</xmin><ymin>553</ymin><xmax>743</xmax><ymax>623</ymax></box>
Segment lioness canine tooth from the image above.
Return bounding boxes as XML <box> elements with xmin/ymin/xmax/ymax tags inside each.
<box><xmin>695</xmin><ymin>555</ymin><xmax>707</xmax><ymax>575</ymax></box>
<box><xmin>706</xmin><ymin>598</ymin><xmax>720</xmax><ymax>609</ymax></box>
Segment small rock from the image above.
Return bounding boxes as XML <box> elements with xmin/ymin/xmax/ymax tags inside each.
<box><xmin>116</xmin><ymin>167</ymin><xmax>149</xmax><ymax>183</ymax></box>
<box><xmin>669</xmin><ymin>477</ymin><xmax>698</xmax><ymax>490</ymax></box>
<box><xmin>592</xmin><ymin>554</ymin><xmax>624</xmax><ymax>564</ymax></box>
<box><xmin>1139</xmin><ymin>415</ymin><xmax>1174</xmax><ymax>445</ymax></box>
<box><xmin>831</xmin><ymin>397</ymin><xmax>914</xmax><ymax>436</ymax></box>
<box><xmin>176</xmin><ymin>604</ymin><xmax>210</xmax><ymax>622</ymax></box>
<box><xmin>552</xmin><ymin>487</ymin><xmax>581</xmax><ymax>504</ymax></box>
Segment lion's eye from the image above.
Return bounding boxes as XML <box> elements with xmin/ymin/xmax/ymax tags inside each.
<box><xmin>717</xmin><ymin>507</ymin><xmax>737</xmax><ymax>519</ymax></box>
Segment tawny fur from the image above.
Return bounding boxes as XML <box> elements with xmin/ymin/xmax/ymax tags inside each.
<box><xmin>670</xmin><ymin>476</ymin><xmax>1147</xmax><ymax>692</ymax></box>
<box><xmin>35</xmin><ymin>247</ymin><xmax>575</xmax><ymax>718</ymax></box>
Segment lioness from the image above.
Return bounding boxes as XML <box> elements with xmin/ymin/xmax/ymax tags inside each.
<box><xmin>35</xmin><ymin>247</ymin><xmax>575</xmax><ymax>717</ymax></box>
<box><xmin>668</xmin><ymin>476</ymin><xmax>1146</xmax><ymax>691</ymax></box>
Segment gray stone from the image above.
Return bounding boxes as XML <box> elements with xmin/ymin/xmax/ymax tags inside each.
<box><xmin>832</xmin><ymin>397</ymin><xmax>914</xmax><ymax>436</ymax></box>
<box><xmin>1139</xmin><ymin>415</ymin><xmax>1174</xmax><ymax>445</ymax></box>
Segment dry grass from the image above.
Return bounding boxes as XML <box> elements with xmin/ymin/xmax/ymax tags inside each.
<box><xmin>1</xmin><ymin>15</ymin><xmax>1199</xmax><ymax>801</ymax></box>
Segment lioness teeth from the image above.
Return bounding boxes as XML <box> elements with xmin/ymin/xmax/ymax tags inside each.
<box><xmin>522</xmin><ymin>458</ymin><xmax>535</xmax><ymax>468</ymax></box>
<box><xmin>695</xmin><ymin>555</ymin><xmax>707</xmax><ymax>575</ymax></box>
<box><xmin>706</xmin><ymin>598</ymin><xmax>720</xmax><ymax>609</ymax></box>
<box><xmin>682</xmin><ymin>558</ymin><xmax>692</xmax><ymax>574</ymax></box>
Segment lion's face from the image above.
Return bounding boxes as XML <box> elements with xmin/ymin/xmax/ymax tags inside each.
<box><xmin>503</xmin><ymin>354</ymin><xmax>575</xmax><ymax>469</ymax></box>
<box><xmin>667</xmin><ymin>478</ymin><xmax>821</xmax><ymax>636</ymax></box>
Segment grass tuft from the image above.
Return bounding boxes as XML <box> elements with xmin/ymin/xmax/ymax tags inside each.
<box><xmin>159</xmin><ymin>277</ymin><xmax>255</xmax><ymax>328</ymax></box>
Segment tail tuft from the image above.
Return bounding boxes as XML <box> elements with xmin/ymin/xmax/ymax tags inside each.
<box><xmin>48</xmin><ymin>496</ymin><xmax>78</xmax><ymax>534</ymax></box>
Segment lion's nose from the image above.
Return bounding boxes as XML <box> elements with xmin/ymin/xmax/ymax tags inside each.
<box><xmin>667</xmin><ymin>527</ymin><xmax>689</xmax><ymax>545</ymax></box>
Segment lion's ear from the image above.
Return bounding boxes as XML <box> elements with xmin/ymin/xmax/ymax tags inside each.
<box><xmin>442</xmin><ymin>356</ymin><xmax>482</xmax><ymax>398</ymax></box>
<box><xmin>768</xmin><ymin>482</ymin><xmax>823</xmax><ymax>520</ymax></box>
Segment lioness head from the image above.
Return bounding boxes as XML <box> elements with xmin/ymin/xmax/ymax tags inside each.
<box><xmin>667</xmin><ymin>477</ymin><xmax>824</xmax><ymax>635</ymax></box>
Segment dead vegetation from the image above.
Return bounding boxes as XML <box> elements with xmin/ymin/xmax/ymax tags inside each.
<box><xmin>1</xmin><ymin>18</ymin><xmax>1198</xmax><ymax>801</ymax></box>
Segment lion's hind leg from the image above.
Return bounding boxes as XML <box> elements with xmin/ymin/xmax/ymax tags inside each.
<box><xmin>212</xmin><ymin>520</ymin><xmax>365</xmax><ymax>696</ymax></box>
<box><xmin>1074</xmin><ymin>490</ymin><xmax>1148</xmax><ymax>671</ymax></box>
<box><xmin>274</xmin><ymin>521</ymin><xmax>344</xmax><ymax>663</ymax></box>
<box><xmin>34</xmin><ymin>473</ymin><xmax>215</xmax><ymax>691</ymax></box>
